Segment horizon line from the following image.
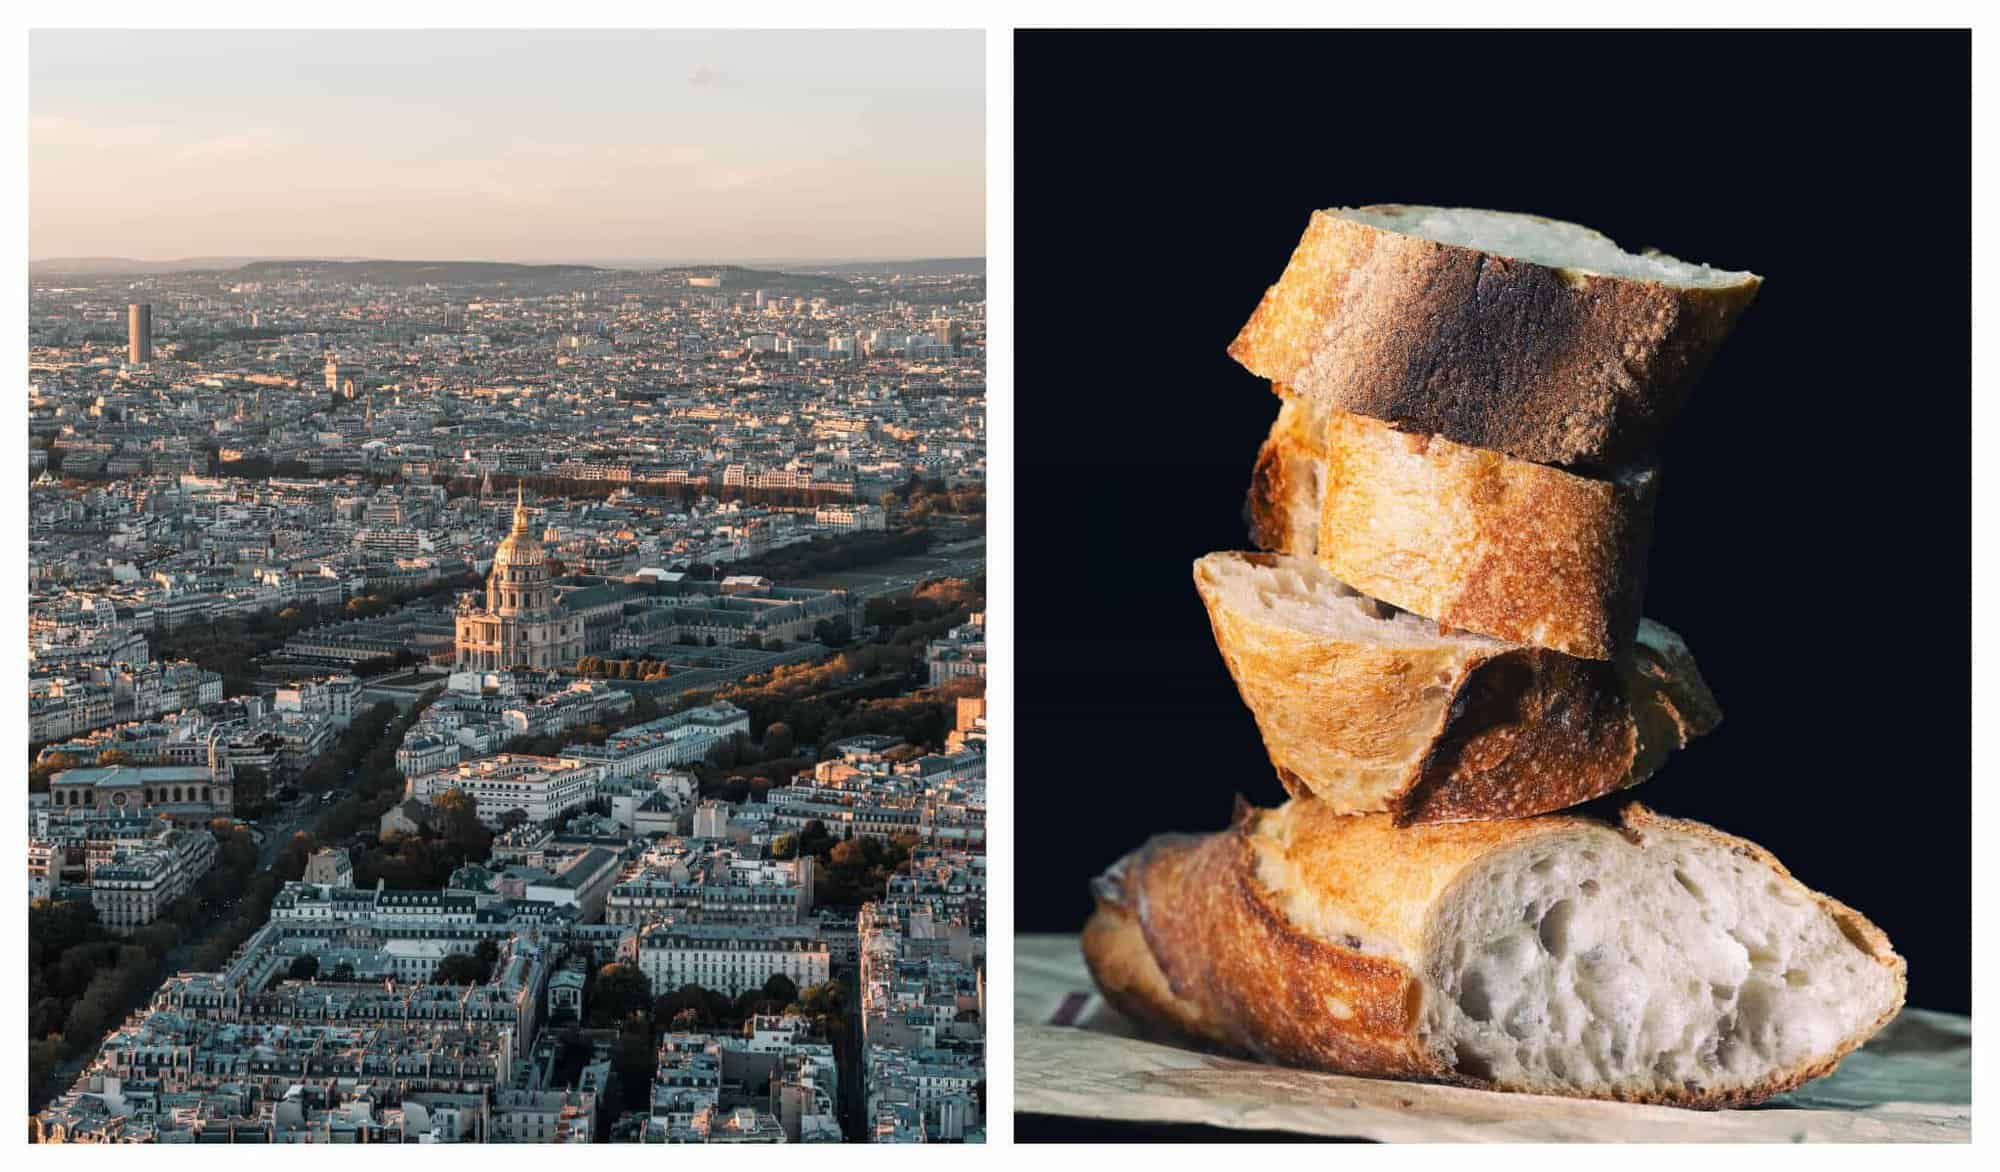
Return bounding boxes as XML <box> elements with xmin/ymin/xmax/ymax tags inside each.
<box><xmin>30</xmin><ymin>253</ymin><xmax>988</xmax><ymax>266</ymax></box>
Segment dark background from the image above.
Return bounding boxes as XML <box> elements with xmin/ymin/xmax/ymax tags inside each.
<box><xmin>1014</xmin><ymin>25</ymin><xmax>1971</xmax><ymax>1040</ymax></box>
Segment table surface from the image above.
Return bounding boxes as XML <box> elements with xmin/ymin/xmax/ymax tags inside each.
<box><xmin>1016</xmin><ymin>934</ymin><xmax>1971</xmax><ymax>1143</ymax></box>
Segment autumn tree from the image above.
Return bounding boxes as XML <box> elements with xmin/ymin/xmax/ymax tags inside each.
<box><xmin>29</xmin><ymin>752</ymin><xmax>78</xmax><ymax>793</ymax></box>
<box><xmin>589</xmin><ymin>963</ymin><xmax>653</xmax><ymax>1028</ymax></box>
<box><xmin>433</xmin><ymin>787</ymin><xmax>492</xmax><ymax>862</ymax></box>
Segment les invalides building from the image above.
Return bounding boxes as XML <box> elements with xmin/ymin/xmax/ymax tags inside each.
<box><xmin>455</xmin><ymin>489</ymin><xmax>585</xmax><ymax>672</ymax></box>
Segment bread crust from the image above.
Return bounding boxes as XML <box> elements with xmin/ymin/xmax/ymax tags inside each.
<box><xmin>1245</xmin><ymin>398</ymin><xmax>1326</xmax><ymax>555</ymax></box>
<box><xmin>1193</xmin><ymin>552</ymin><xmax>1719</xmax><ymax>824</ymax></box>
<box><xmin>1227</xmin><ymin>206</ymin><xmax>1761</xmax><ymax>467</ymax></box>
<box><xmin>1315</xmin><ymin>409</ymin><xmax>1656</xmax><ymax>659</ymax></box>
<box><xmin>1084</xmin><ymin>813</ymin><xmax>1442</xmax><ymax>1078</ymax></box>
<box><xmin>1082</xmin><ymin>801</ymin><xmax>1906</xmax><ymax>1109</ymax></box>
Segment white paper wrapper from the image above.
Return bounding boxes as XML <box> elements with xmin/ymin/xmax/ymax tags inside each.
<box><xmin>1017</xmin><ymin>934</ymin><xmax>1969</xmax><ymax>1142</ymax></box>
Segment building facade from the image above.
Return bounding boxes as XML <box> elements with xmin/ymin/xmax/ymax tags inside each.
<box><xmin>89</xmin><ymin>827</ymin><xmax>218</xmax><ymax>931</ymax></box>
<box><xmin>127</xmin><ymin>303</ymin><xmax>151</xmax><ymax>364</ymax></box>
<box><xmin>632</xmin><ymin>925</ymin><xmax>830</xmax><ymax>998</ymax></box>
<box><xmin>406</xmin><ymin>753</ymin><xmax>600</xmax><ymax>828</ymax></box>
<box><xmin>456</xmin><ymin>490</ymin><xmax>585</xmax><ymax>672</ymax></box>
<box><xmin>46</xmin><ymin>763</ymin><xmax>233</xmax><ymax>822</ymax></box>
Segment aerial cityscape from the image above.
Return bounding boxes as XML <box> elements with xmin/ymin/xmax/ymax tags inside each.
<box><xmin>25</xmin><ymin>28</ymin><xmax>985</xmax><ymax>1144</ymax></box>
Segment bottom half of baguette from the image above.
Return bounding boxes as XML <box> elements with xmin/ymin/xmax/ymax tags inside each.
<box><xmin>1083</xmin><ymin>799</ymin><xmax>1905</xmax><ymax>1108</ymax></box>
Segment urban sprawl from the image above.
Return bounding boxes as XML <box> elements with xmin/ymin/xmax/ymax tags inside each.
<box><xmin>26</xmin><ymin>258</ymin><xmax>986</xmax><ymax>1143</ymax></box>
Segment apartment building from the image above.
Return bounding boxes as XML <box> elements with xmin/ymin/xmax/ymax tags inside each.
<box><xmin>631</xmin><ymin>924</ymin><xmax>829</xmax><ymax>998</ymax></box>
<box><xmin>406</xmin><ymin>753</ymin><xmax>601</xmax><ymax>828</ymax></box>
<box><xmin>88</xmin><ymin>827</ymin><xmax>219</xmax><ymax>930</ymax></box>
<box><xmin>559</xmin><ymin>701</ymin><xmax>749</xmax><ymax>779</ymax></box>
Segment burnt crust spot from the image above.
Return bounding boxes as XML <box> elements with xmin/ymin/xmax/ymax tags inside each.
<box><xmin>1231</xmin><ymin>213</ymin><xmax>1762</xmax><ymax>466</ymax></box>
<box><xmin>1400</xmin><ymin>649</ymin><xmax>1637</xmax><ymax>824</ymax></box>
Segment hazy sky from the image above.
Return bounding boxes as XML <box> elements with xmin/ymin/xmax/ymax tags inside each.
<box><xmin>30</xmin><ymin>29</ymin><xmax>984</xmax><ymax>263</ymax></box>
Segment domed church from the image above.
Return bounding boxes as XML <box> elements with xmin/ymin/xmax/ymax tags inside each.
<box><xmin>455</xmin><ymin>488</ymin><xmax>585</xmax><ymax>671</ymax></box>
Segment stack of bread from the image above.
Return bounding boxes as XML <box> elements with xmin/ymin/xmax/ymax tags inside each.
<box><xmin>1082</xmin><ymin>206</ymin><xmax>1906</xmax><ymax>1109</ymax></box>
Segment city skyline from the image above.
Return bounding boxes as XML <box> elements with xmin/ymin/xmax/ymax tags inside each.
<box><xmin>28</xmin><ymin>212</ymin><xmax>986</xmax><ymax>1144</ymax></box>
<box><xmin>31</xmin><ymin>29</ymin><xmax>985</xmax><ymax>264</ymax></box>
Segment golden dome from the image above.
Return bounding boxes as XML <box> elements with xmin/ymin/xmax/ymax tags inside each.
<box><xmin>492</xmin><ymin>486</ymin><xmax>545</xmax><ymax>568</ymax></box>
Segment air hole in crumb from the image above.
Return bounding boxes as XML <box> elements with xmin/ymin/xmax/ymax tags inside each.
<box><xmin>1784</xmin><ymin>969</ymin><xmax>1810</xmax><ymax>988</ymax></box>
<box><xmin>1579</xmin><ymin>878</ymin><xmax>1600</xmax><ymax>896</ymax></box>
<box><xmin>1674</xmin><ymin>869</ymin><xmax>1704</xmax><ymax>902</ymax></box>
<box><xmin>1538</xmin><ymin>899</ymin><xmax>1575</xmax><ymax>957</ymax></box>
<box><xmin>1740</xmin><ymin>939</ymin><xmax>1780</xmax><ymax>968</ymax></box>
<box><xmin>1530</xmin><ymin>856</ymin><xmax>1555</xmax><ymax>877</ymax></box>
<box><xmin>1458</xmin><ymin>970</ymin><xmax>1493</xmax><ymax>1021</ymax></box>
<box><xmin>1454</xmin><ymin>1052</ymin><xmax>1496</xmax><ymax>1082</ymax></box>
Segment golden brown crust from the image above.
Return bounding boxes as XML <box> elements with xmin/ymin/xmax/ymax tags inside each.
<box><xmin>1315</xmin><ymin>409</ymin><xmax>1655</xmax><ymax>659</ymax></box>
<box><xmin>1079</xmin><ymin>884</ymin><xmax>1220</xmax><ymax>1045</ymax></box>
<box><xmin>1196</xmin><ymin>551</ymin><xmax>1479</xmax><ymax>816</ymax></box>
<box><xmin>1194</xmin><ymin>552</ymin><xmax>1718</xmax><ymax>824</ymax></box>
<box><xmin>1082</xmin><ymin>801</ymin><xmax>1906</xmax><ymax>1110</ymax></box>
<box><xmin>1088</xmin><ymin>822</ymin><xmax>1445</xmax><ymax>1079</ymax></box>
<box><xmin>1245</xmin><ymin>431</ymin><xmax>1317</xmax><ymax>555</ymax></box>
<box><xmin>1227</xmin><ymin>207</ymin><xmax>1761</xmax><ymax>467</ymax></box>
<box><xmin>1245</xmin><ymin>394</ymin><xmax>1326</xmax><ymax>554</ymax></box>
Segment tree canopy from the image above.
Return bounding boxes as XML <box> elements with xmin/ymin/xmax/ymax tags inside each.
<box><xmin>588</xmin><ymin>962</ymin><xmax>653</xmax><ymax>1028</ymax></box>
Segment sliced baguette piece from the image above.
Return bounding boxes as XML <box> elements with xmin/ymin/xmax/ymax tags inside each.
<box><xmin>1228</xmin><ymin>205</ymin><xmax>1761</xmax><ymax>467</ymax></box>
<box><xmin>1083</xmin><ymin>799</ymin><xmax>1906</xmax><ymax>1109</ymax></box>
<box><xmin>1245</xmin><ymin>392</ymin><xmax>1329</xmax><ymax>555</ymax></box>
<box><xmin>1317</xmin><ymin>409</ymin><xmax>1656</xmax><ymax>659</ymax></box>
<box><xmin>1193</xmin><ymin>551</ymin><xmax>1718</xmax><ymax>824</ymax></box>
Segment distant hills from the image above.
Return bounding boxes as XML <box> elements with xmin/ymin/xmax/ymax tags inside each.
<box><xmin>801</xmin><ymin>257</ymin><xmax>984</xmax><ymax>277</ymax></box>
<box><xmin>230</xmin><ymin>259</ymin><xmax>606</xmax><ymax>285</ymax></box>
<box><xmin>30</xmin><ymin>256</ymin><xmax>362</xmax><ymax>276</ymax></box>
<box><xmin>655</xmin><ymin>264</ymin><xmax>850</xmax><ymax>294</ymax></box>
<box><xmin>31</xmin><ymin>254</ymin><xmax>985</xmax><ymax>281</ymax></box>
<box><xmin>28</xmin><ymin>257</ymin><xmax>599</xmax><ymax>283</ymax></box>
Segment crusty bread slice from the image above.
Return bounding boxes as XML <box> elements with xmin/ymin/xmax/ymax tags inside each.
<box><xmin>1317</xmin><ymin>409</ymin><xmax>1655</xmax><ymax>659</ymax></box>
<box><xmin>1083</xmin><ymin>800</ymin><xmax>1905</xmax><ymax>1109</ymax></box>
<box><xmin>1193</xmin><ymin>551</ymin><xmax>1718</xmax><ymax>824</ymax></box>
<box><xmin>1245</xmin><ymin>392</ymin><xmax>1329</xmax><ymax>555</ymax></box>
<box><xmin>1228</xmin><ymin>205</ymin><xmax>1761</xmax><ymax>467</ymax></box>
